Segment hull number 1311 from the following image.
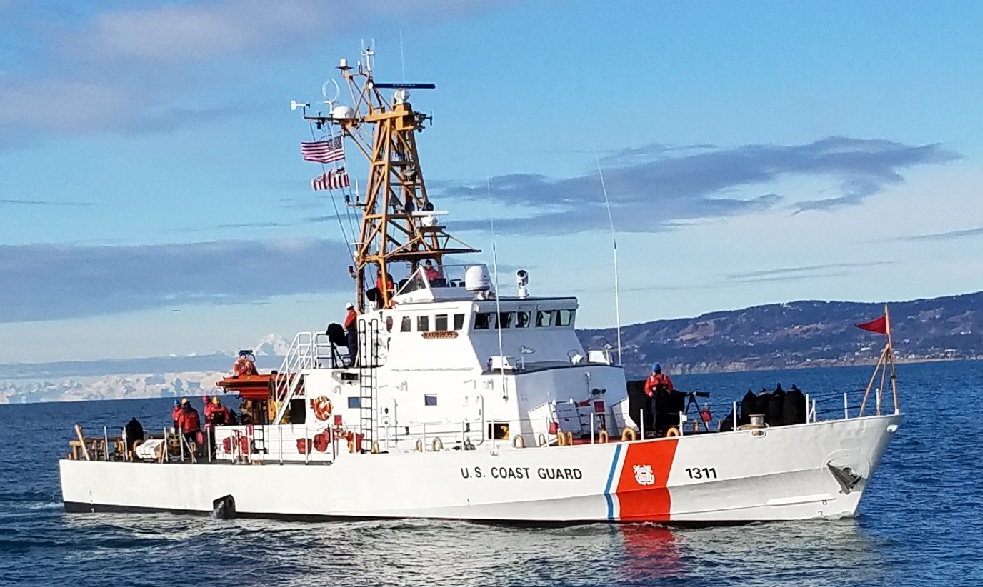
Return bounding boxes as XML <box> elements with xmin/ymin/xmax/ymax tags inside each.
<box><xmin>685</xmin><ymin>467</ymin><xmax>718</xmax><ymax>480</ymax></box>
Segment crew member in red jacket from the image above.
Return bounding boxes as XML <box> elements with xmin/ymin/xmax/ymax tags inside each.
<box><xmin>344</xmin><ymin>302</ymin><xmax>358</xmax><ymax>366</ymax></box>
<box><xmin>171</xmin><ymin>400</ymin><xmax>182</xmax><ymax>431</ymax></box>
<box><xmin>644</xmin><ymin>363</ymin><xmax>674</xmax><ymax>437</ymax></box>
<box><xmin>205</xmin><ymin>396</ymin><xmax>231</xmax><ymax>427</ymax></box>
<box><xmin>176</xmin><ymin>398</ymin><xmax>201</xmax><ymax>449</ymax></box>
<box><xmin>644</xmin><ymin>363</ymin><xmax>674</xmax><ymax>396</ymax></box>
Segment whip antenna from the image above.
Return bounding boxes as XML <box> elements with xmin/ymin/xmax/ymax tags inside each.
<box><xmin>595</xmin><ymin>151</ymin><xmax>622</xmax><ymax>365</ymax></box>
<box><xmin>487</xmin><ymin>175</ymin><xmax>507</xmax><ymax>400</ymax></box>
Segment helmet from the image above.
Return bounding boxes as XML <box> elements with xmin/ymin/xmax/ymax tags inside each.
<box><xmin>212</xmin><ymin>396</ymin><xmax>221</xmax><ymax>404</ymax></box>
<box><xmin>180</xmin><ymin>398</ymin><xmax>190</xmax><ymax>406</ymax></box>
<box><xmin>173</xmin><ymin>400</ymin><xmax>179</xmax><ymax>407</ymax></box>
<box><xmin>652</xmin><ymin>363</ymin><xmax>661</xmax><ymax>372</ymax></box>
<box><xmin>345</xmin><ymin>302</ymin><xmax>354</xmax><ymax>310</ymax></box>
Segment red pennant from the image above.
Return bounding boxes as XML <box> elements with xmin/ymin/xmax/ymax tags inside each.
<box><xmin>855</xmin><ymin>315</ymin><xmax>888</xmax><ymax>335</ymax></box>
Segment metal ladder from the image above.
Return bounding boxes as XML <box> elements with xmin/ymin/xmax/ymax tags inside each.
<box><xmin>272</xmin><ymin>332</ymin><xmax>314</xmax><ymax>424</ymax></box>
<box><xmin>251</xmin><ymin>424</ymin><xmax>267</xmax><ymax>455</ymax></box>
<box><xmin>357</xmin><ymin>319</ymin><xmax>379</xmax><ymax>452</ymax></box>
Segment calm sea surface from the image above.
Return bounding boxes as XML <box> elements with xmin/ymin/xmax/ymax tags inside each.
<box><xmin>1</xmin><ymin>361</ymin><xmax>981</xmax><ymax>587</ymax></box>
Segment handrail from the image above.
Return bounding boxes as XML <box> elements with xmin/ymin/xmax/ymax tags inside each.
<box><xmin>273</xmin><ymin>332</ymin><xmax>315</xmax><ymax>423</ymax></box>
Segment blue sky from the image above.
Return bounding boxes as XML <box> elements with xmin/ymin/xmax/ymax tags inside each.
<box><xmin>1</xmin><ymin>1</ymin><xmax>982</xmax><ymax>362</ymax></box>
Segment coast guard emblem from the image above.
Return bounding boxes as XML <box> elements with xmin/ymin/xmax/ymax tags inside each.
<box><xmin>633</xmin><ymin>464</ymin><xmax>655</xmax><ymax>486</ymax></box>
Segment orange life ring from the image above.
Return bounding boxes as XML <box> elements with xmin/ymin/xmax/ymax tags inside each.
<box><xmin>621</xmin><ymin>428</ymin><xmax>638</xmax><ymax>442</ymax></box>
<box><xmin>666</xmin><ymin>427</ymin><xmax>680</xmax><ymax>438</ymax></box>
<box><xmin>311</xmin><ymin>396</ymin><xmax>332</xmax><ymax>421</ymax></box>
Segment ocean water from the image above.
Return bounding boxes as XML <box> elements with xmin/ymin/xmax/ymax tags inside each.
<box><xmin>1</xmin><ymin>361</ymin><xmax>981</xmax><ymax>587</ymax></box>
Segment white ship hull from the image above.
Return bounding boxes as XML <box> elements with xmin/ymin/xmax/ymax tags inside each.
<box><xmin>61</xmin><ymin>414</ymin><xmax>900</xmax><ymax>523</ymax></box>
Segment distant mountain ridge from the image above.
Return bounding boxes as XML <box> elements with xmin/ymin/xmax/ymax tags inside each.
<box><xmin>2</xmin><ymin>293</ymin><xmax>981</xmax><ymax>404</ymax></box>
<box><xmin>578</xmin><ymin>290</ymin><xmax>983</xmax><ymax>377</ymax></box>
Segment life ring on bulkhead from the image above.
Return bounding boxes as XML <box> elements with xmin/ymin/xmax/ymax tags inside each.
<box><xmin>556</xmin><ymin>431</ymin><xmax>566</xmax><ymax>446</ymax></box>
<box><xmin>537</xmin><ymin>433</ymin><xmax>547</xmax><ymax>447</ymax></box>
<box><xmin>512</xmin><ymin>435</ymin><xmax>525</xmax><ymax>449</ymax></box>
<box><xmin>666</xmin><ymin>427</ymin><xmax>680</xmax><ymax>438</ymax></box>
<box><xmin>598</xmin><ymin>430</ymin><xmax>609</xmax><ymax>444</ymax></box>
<box><xmin>371</xmin><ymin>441</ymin><xmax>380</xmax><ymax>454</ymax></box>
<box><xmin>347</xmin><ymin>439</ymin><xmax>355</xmax><ymax>453</ymax></box>
<box><xmin>564</xmin><ymin>431</ymin><xmax>574</xmax><ymax>446</ymax></box>
<box><xmin>432</xmin><ymin>437</ymin><xmax>444</xmax><ymax>451</ymax></box>
<box><xmin>621</xmin><ymin>428</ymin><xmax>638</xmax><ymax>442</ymax></box>
<box><xmin>415</xmin><ymin>439</ymin><xmax>423</xmax><ymax>452</ymax></box>
<box><xmin>311</xmin><ymin>396</ymin><xmax>333</xmax><ymax>421</ymax></box>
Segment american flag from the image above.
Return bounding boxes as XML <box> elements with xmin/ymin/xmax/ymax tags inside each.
<box><xmin>301</xmin><ymin>135</ymin><xmax>344</xmax><ymax>163</ymax></box>
<box><xmin>312</xmin><ymin>167</ymin><xmax>350</xmax><ymax>191</ymax></box>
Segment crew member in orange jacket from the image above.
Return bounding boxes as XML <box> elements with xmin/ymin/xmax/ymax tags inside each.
<box><xmin>204</xmin><ymin>396</ymin><xmax>231</xmax><ymax>427</ymax></box>
<box><xmin>171</xmin><ymin>400</ymin><xmax>182</xmax><ymax>431</ymax></box>
<box><xmin>644</xmin><ymin>363</ymin><xmax>674</xmax><ymax>396</ymax></box>
<box><xmin>176</xmin><ymin>398</ymin><xmax>201</xmax><ymax>448</ymax></box>
<box><xmin>204</xmin><ymin>396</ymin><xmax>230</xmax><ymax>458</ymax></box>
<box><xmin>343</xmin><ymin>302</ymin><xmax>358</xmax><ymax>366</ymax></box>
<box><xmin>644</xmin><ymin>363</ymin><xmax>674</xmax><ymax>437</ymax></box>
<box><xmin>375</xmin><ymin>269</ymin><xmax>394</xmax><ymax>307</ymax></box>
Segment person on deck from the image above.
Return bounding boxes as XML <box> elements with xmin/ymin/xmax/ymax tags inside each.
<box><xmin>123</xmin><ymin>417</ymin><xmax>145</xmax><ymax>460</ymax></box>
<box><xmin>204</xmin><ymin>396</ymin><xmax>230</xmax><ymax>458</ymax></box>
<box><xmin>423</xmin><ymin>260</ymin><xmax>442</xmax><ymax>283</ymax></box>
<box><xmin>171</xmin><ymin>400</ymin><xmax>182</xmax><ymax>432</ymax></box>
<box><xmin>205</xmin><ymin>396</ymin><xmax>230</xmax><ymax>427</ymax></box>
<box><xmin>176</xmin><ymin>398</ymin><xmax>201</xmax><ymax>452</ymax></box>
<box><xmin>644</xmin><ymin>363</ymin><xmax>674</xmax><ymax>396</ymax></box>
<box><xmin>344</xmin><ymin>302</ymin><xmax>358</xmax><ymax>367</ymax></box>
<box><xmin>375</xmin><ymin>270</ymin><xmax>394</xmax><ymax>307</ymax></box>
<box><xmin>644</xmin><ymin>364</ymin><xmax>674</xmax><ymax>436</ymax></box>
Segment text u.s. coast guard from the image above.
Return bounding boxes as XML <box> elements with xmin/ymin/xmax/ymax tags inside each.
<box><xmin>460</xmin><ymin>466</ymin><xmax>583</xmax><ymax>480</ymax></box>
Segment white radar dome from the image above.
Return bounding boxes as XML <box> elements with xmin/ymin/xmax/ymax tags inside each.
<box><xmin>464</xmin><ymin>265</ymin><xmax>492</xmax><ymax>292</ymax></box>
<box><xmin>332</xmin><ymin>105</ymin><xmax>356</xmax><ymax>120</ymax></box>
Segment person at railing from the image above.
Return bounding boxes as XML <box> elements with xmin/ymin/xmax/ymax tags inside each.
<box><xmin>644</xmin><ymin>363</ymin><xmax>674</xmax><ymax>396</ymax></box>
<box><xmin>205</xmin><ymin>396</ymin><xmax>230</xmax><ymax>427</ymax></box>
<box><xmin>344</xmin><ymin>302</ymin><xmax>358</xmax><ymax>367</ymax></box>
<box><xmin>123</xmin><ymin>417</ymin><xmax>144</xmax><ymax>460</ymax></box>
<box><xmin>644</xmin><ymin>364</ymin><xmax>675</xmax><ymax>437</ymax></box>
<box><xmin>171</xmin><ymin>400</ymin><xmax>182</xmax><ymax>432</ymax></box>
<box><xmin>204</xmin><ymin>396</ymin><xmax>230</xmax><ymax>459</ymax></box>
<box><xmin>176</xmin><ymin>398</ymin><xmax>201</xmax><ymax>453</ymax></box>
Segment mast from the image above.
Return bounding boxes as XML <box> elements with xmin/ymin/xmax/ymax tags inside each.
<box><xmin>303</xmin><ymin>48</ymin><xmax>478</xmax><ymax>312</ymax></box>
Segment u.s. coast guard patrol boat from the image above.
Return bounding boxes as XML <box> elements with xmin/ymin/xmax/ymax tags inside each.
<box><xmin>60</xmin><ymin>49</ymin><xmax>902</xmax><ymax>523</ymax></box>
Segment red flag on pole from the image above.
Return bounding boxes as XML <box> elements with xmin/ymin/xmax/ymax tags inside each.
<box><xmin>855</xmin><ymin>315</ymin><xmax>888</xmax><ymax>335</ymax></box>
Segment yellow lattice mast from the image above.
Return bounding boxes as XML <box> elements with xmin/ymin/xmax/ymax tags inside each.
<box><xmin>304</xmin><ymin>49</ymin><xmax>477</xmax><ymax>311</ymax></box>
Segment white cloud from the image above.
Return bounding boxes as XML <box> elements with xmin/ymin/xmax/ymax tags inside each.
<box><xmin>0</xmin><ymin>0</ymin><xmax>507</xmax><ymax>141</ymax></box>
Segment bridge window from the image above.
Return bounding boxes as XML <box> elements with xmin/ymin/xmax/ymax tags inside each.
<box><xmin>435</xmin><ymin>314</ymin><xmax>448</xmax><ymax>331</ymax></box>
<box><xmin>400</xmin><ymin>316</ymin><xmax>412</xmax><ymax>332</ymax></box>
<box><xmin>474</xmin><ymin>312</ymin><xmax>495</xmax><ymax>330</ymax></box>
<box><xmin>555</xmin><ymin>309</ymin><xmax>575</xmax><ymax>327</ymax></box>
<box><xmin>424</xmin><ymin>394</ymin><xmax>438</xmax><ymax>406</ymax></box>
<box><xmin>515</xmin><ymin>311</ymin><xmax>531</xmax><ymax>328</ymax></box>
<box><xmin>536</xmin><ymin>310</ymin><xmax>553</xmax><ymax>327</ymax></box>
<box><xmin>417</xmin><ymin>315</ymin><xmax>430</xmax><ymax>332</ymax></box>
<box><xmin>498</xmin><ymin>312</ymin><xmax>513</xmax><ymax>328</ymax></box>
<box><xmin>454</xmin><ymin>314</ymin><xmax>465</xmax><ymax>330</ymax></box>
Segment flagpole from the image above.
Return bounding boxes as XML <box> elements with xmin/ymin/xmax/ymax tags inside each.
<box><xmin>859</xmin><ymin>346</ymin><xmax>886</xmax><ymax>416</ymax></box>
<box><xmin>885</xmin><ymin>304</ymin><xmax>899</xmax><ymax>413</ymax></box>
